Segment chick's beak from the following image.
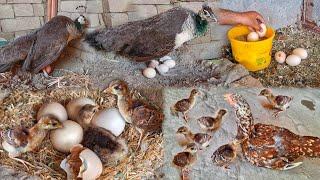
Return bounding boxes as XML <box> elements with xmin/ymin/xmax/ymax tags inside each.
<box><xmin>103</xmin><ymin>87</ymin><xmax>112</xmax><ymax>94</ymax></box>
<box><xmin>56</xmin><ymin>123</ymin><xmax>63</xmax><ymax>129</ymax></box>
<box><xmin>224</xmin><ymin>93</ymin><xmax>236</xmax><ymax>107</ymax></box>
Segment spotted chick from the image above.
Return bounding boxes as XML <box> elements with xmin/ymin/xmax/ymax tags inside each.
<box><xmin>176</xmin><ymin>126</ymin><xmax>212</xmax><ymax>149</ymax></box>
<box><xmin>197</xmin><ymin>109</ymin><xmax>227</xmax><ymax>132</ymax></box>
<box><xmin>1</xmin><ymin>115</ymin><xmax>62</xmax><ymax>157</ymax></box>
<box><xmin>211</xmin><ymin>140</ymin><xmax>239</xmax><ymax>169</ymax></box>
<box><xmin>259</xmin><ymin>89</ymin><xmax>293</xmax><ymax>117</ymax></box>
<box><xmin>82</xmin><ymin>126</ymin><xmax>128</xmax><ymax>165</ymax></box>
<box><xmin>225</xmin><ymin>93</ymin><xmax>320</xmax><ymax>170</ymax></box>
<box><xmin>105</xmin><ymin>80</ymin><xmax>164</xmax><ymax>149</ymax></box>
<box><xmin>74</xmin><ymin>104</ymin><xmax>99</xmax><ymax>130</ymax></box>
<box><xmin>171</xmin><ymin>89</ymin><xmax>200</xmax><ymax>122</ymax></box>
<box><xmin>172</xmin><ymin>143</ymin><xmax>198</xmax><ymax>180</ymax></box>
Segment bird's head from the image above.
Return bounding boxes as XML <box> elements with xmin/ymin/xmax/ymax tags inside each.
<box><xmin>259</xmin><ymin>89</ymin><xmax>272</xmax><ymax>97</ymax></box>
<box><xmin>104</xmin><ymin>80</ymin><xmax>129</xmax><ymax>96</ymax></box>
<box><xmin>38</xmin><ymin>115</ymin><xmax>63</xmax><ymax>130</ymax></box>
<box><xmin>74</xmin><ymin>15</ymin><xmax>89</xmax><ymax>30</ymax></box>
<box><xmin>176</xmin><ymin>126</ymin><xmax>190</xmax><ymax>135</ymax></box>
<box><xmin>218</xmin><ymin>109</ymin><xmax>227</xmax><ymax>116</ymax></box>
<box><xmin>190</xmin><ymin>89</ymin><xmax>200</xmax><ymax>97</ymax></box>
<box><xmin>185</xmin><ymin>143</ymin><xmax>198</xmax><ymax>153</ymax></box>
<box><xmin>79</xmin><ymin>104</ymin><xmax>99</xmax><ymax>125</ymax></box>
<box><xmin>198</xmin><ymin>4</ymin><xmax>218</xmax><ymax>22</ymax></box>
<box><xmin>224</xmin><ymin>93</ymin><xmax>248</xmax><ymax>110</ymax></box>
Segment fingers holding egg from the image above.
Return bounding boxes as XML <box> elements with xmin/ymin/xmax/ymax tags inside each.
<box><xmin>257</xmin><ymin>23</ymin><xmax>267</xmax><ymax>37</ymax></box>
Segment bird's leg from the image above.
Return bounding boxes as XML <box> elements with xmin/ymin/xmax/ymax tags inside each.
<box><xmin>170</xmin><ymin>106</ymin><xmax>178</xmax><ymax>117</ymax></box>
<box><xmin>136</xmin><ymin>129</ymin><xmax>147</xmax><ymax>151</ymax></box>
<box><xmin>273</xmin><ymin>109</ymin><xmax>283</xmax><ymax>118</ymax></box>
<box><xmin>181</xmin><ymin>168</ymin><xmax>190</xmax><ymax>180</ymax></box>
<box><xmin>183</xmin><ymin>112</ymin><xmax>189</xmax><ymax>123</ymax></box>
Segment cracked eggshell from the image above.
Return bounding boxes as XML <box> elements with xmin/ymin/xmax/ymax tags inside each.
<box><xmin>286</xmin><ymin>54</ymin><xmax>301</xmax><ymax>66</ymax></box>
<box><xmin>92</xmin><ymin>108</ymin><xmax>126</xmax><ymax>136</ymax></box>
<box><xmin>275</xmin><ymin>51</ymin><xmax>286</xmax><ymax>63</ymax></box>
<box><xmin>247</xmin><ymin>32</ymin><xmax>259</xmax><ymax>42</ymax></box>
<box><xmin>60</xmin><ymin>145</ymin><xmax>103</xmax><ymax>180</ymax></box>
<box><xmin>37</xmin><ymin>102</ymin><xmax>68</xmax><ymax>122</ymax></box>
<box><xmin>157</xmin><ymin>64</ymin><xmax>169</xmax><ymax>74</ymax></box>
<box><xmin>50</xmin><ymin>120</ymin><xmax>83</xmax><ymax>153</ymax></box>
<box><xmin>164</xmin><ymin>59</ymin><xmax>176</xmax><ymax>68</ymax></box>
<box><xmin>143</xmin><ymin>68</ymin><xmax>156</xmax><ymax>79</ymax></box>
<box><xmin>293</xmin><ymin>48</ymin><xmax>308</xmax><ymax>59</ymax></box>
<box><xmin>66</xmin><ymin>98</ymin><xmax>96</xmax><ymax>121</ymax></box>
<box><xmin>257</xmin><ymin>23</ymin><xmax>267</xmax><ymax>37</ymax></box>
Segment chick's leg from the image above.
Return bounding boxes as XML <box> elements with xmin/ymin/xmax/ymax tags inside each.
<box><xmin>136</xmin><ymin>128</ymin><xmax>148</xmax><ymax>151</ymax></box>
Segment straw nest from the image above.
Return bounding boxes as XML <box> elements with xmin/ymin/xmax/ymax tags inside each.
<box><xmin>0</xmin><ymin>70</ymin><xmax>163</xmax><ymax>179</ymax></box>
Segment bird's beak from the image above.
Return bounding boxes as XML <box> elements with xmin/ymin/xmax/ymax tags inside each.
<box><xmin>103</xmin><ymin>87</ymin><xmax>112</xmax><ymax>94</ymax></box>
<box><xmin>224</xmin><ymin>93</ymin><xmax>236</xmax><ymax>106</ymax></box>
<box><xmin>55</xmin><ymin>123</ymin><xmax>63</xmax><ymax>129</ymax></box>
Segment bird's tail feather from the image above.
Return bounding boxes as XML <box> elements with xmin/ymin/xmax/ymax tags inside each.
<box><xmin>85</xmin><ymin>31</ymin><xmax>104</xmax><ymax>50</ymax></box>
<box><xmin>299</xmin><ymin>136</ymin><xmax>320</xmax><ymax>157</ymax></box>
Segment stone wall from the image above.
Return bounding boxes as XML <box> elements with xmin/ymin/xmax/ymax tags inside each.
<box><xmin>0</xmin><ymin>0</ymin><xmax>45</xmax><ymax>39</ymax></box>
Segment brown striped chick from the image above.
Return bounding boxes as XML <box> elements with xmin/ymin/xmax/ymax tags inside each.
<box><xmin>171</xmin><ymin>89</ymin><xmax>200</xmax><ymax>122</ymax></box>
<box><xmin>211</xmin><ymin>140</ymin><xmax>240</xmax><ymax>169</ymax></box>
<box><xmin>176</xmin><ymin>126</ymin><xmax>212</xmax><ymax>150</ymax></box>
<box><xmin>1</xmin><ymin>115</ymin><xmax>62</xmax><ymax>158</ymax></box>
<box><xmin>172</xmin><ymin>143</ymin><xmax>198</xmax><ymax>180</ymax></box>
<box><xmin>75</xmin><ymin>104</ymin><xmax>99</xmax><ymax>130</ymax></box>
<box><xmin>197</xmin><ymin>109</ymin><xmax>227</xmax><ymax>132</ymax></box>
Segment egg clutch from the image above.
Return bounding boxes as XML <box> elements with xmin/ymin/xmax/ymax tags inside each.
<box><xmin>1</xmin><ymin>97</ymin><xmax>127</xmax><ymax>179</ymax></box>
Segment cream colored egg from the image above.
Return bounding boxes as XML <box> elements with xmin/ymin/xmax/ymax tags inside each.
<box><xmin>164</xmin><ymin>59</ymin><xmax>176</xmax><ymax>68</ymax></box>
<box><xmin>60</xmin><ymin>145</ymin><xmax>103</xmax><ymax>180</ymax></box>
<box><xmin>257</xmin><ymin>23</ymin><xmax>267</xmax><ymax>37</ymax></box>
<box><xmin>92</xmin><ymin>108</ymin><xmax>126</xmax><ymax>136</ymax></box>
<box><xmin>286</xmin><ymin>54</ymin><xmax>301</xmax><ymax>66</ymax></box>
<box><xmin>247</xmin><ymin>32</ymin><xmax>259</xmax><ymax>42</ymax></box>
<box><xmin>148</xmin><ymin>60</ymin><xmax>159</xmax><ymax>68</ymax></box>
<box><xmin>50</xmin><ymin>120</ymin><xmax>83</xmax><ymax>153</ymax></box>
<box><xmin>275</xmin><ymin>51</ymin><xmax>286</xmax><ymax>63</ymax></box>
<box><xmin>37</xmin><ymin>102</ymin><xmax>68</xmax><ymax>122</ymax></box>
<box><xmin>293</xmin><ymin>48</ymin><xmax>308</xmax><ymax>59</ymax></box>
<box><xmin>66</xmin><ymin>98</ymin><xmax>96</xmax><ymax>121</ymax></box>
<box><xmin>157</xmin><ymin>64</ymin><xmax>169</xmax><ymax>74</ymax></box>
<box><xmin>143</xmin><ymin>68</ymin><xmax>156</xmax><ymax>79</ymax></box>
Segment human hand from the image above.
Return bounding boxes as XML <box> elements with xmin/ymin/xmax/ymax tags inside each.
<box><xmin>239</xmin><ymin>11</ymin><xmax>265</xmax><ymax>31</ymax></box>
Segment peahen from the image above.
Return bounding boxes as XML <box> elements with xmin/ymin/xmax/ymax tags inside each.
<box><xmin>0</xmin><ymin>15</ymin><xmax>88</xmax><ymax>74</ymax></box>
<box><xmin>85</xmin><ymin>4</ymin><xmax>217</xmax><ymax>62</ymax></box>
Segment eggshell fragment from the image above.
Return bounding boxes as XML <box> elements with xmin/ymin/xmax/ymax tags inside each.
<box><xmin>143</xmin><ymin>68</ymin><xmax>156</xmax><ymax>79</ymax></box>
<box><xmin>247</xmin><ymin>32</ymin><xmax>259</xmax><ymax>42</ymax></box>
<box><xmin>164</xmin><ymin>59</ymin><xmax>176</xmax><ymax>68</ymax></box>
<box><xmin>286</xmin><ymin>54</ymin><xmax>301</xmax><ymax>66</ymax></box>
<box><xmin>293</xmin><ymin>48</ymin><xmax>308</xmax><ymax>59</ymax></box>
<box><xmin>92</xmin><ymin>108</ymin><xmax>126</xmax><ymax>136</ymax></box>
<box><xmin>257</xmin><ymin>23</ymin><xmax>267</xmax><ymax>37</ymax></box>
<box><xmin>275</xmin><ymin>51</ymin><xmax>286</xmax><ymax>64</ymax></box>
<box><xmin>157</xmin><ymin>64</ymin><xmax>169</xmax><ymax>74</ymax></box>
<box><xmin>37</xmin><ymin>102</ymin><xmax>68</xmax><ymax>122</ymax></box>
<box><xmin>50</xmin><ymin>120</ymin><xmax>83</xmax><ymax>153</ymax></box>
<box><xmin>148</xmin><ymin>60</ymin><xmax>159</xmax><ymax>68</ymax></box>
<box><xmin>66</xmin><ymin>98</ymin><xmax>96</xmax><ymax>121</ymax></box>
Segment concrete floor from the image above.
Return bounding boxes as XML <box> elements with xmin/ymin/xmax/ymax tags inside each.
<box><xmin>162</xmin><ymin>88</ymin><xmax>320</xmax><ymax>180</ymax></box>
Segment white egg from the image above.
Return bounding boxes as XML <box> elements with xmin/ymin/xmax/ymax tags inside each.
<box><xmin>293</xmin><ymin>48</ymin><xmax>308</xmax><ymax>59</ymax></box>
<box><xmin>286</xmin><ymin>54</ymin><xmax>301</xmax><ymax>66</ymax></box>
<box><xmin>275</xmin><ymin>51</ymin><xmax>286</xmax><ymax>63</ymax></box>
<box><xmin>247</xmin><ymin>32</ymin><xmax>259</xmax><ymax>42</ymax></box>
<box><xmin>148</xmin><ymin>60</ymin><xmax>159</xmax><ymax>68</ymax></box>
<box><xmin>143</xmin><ymin>68</ymin><xmax>156</xmax><ymax>79</ymax></box>
<box><xmin>60</xmin><ymin>144</ymin><xmax>103</xmax><ymax>180</ymax></box>
<box><xmin>66</xmin><ymin>98</ymin><xmax>96</xmax><ymax>121</ymax></box>
<box><xmin>164</xmin><ymin>59</ymin><xmax>176</xmax><ymax>68</ymax></box>
<box><xmin>159</xmin><ymin>55</ymin><xmax>172</xmax><ymax>62</ymax></box>
<box><xmin>257</xmin><ymin>23</ymin><xmax>267</xmax><ymax>37</ymax></box>
<box><xmin>92</xmin><ymin>108</ymin><xmax>126</xmax><ymax>136</ymax></box>
<box><xmin>37</xmin><ymin>102</ymin><xmax>68</xmax><ymax>122</ymax></box>
<box><xmin>157</xmin><ymin>64</ymin><xmax>169</xmax><ymax>74</ymax></box>
<box><xmin>50</xmin><ymin>120</ymin><xmax>83</xmax><ymax>153</ymax></box>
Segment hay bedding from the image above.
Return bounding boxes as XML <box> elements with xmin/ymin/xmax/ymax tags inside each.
<box><xmin>0</xmin><ymin>70</ymin><xmax>163</xmax><ymax>179</ymax></box>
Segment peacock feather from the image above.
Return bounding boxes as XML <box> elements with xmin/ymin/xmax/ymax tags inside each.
<box><xmin>194</xmin><ymin>14</ymin><xmax>208</xmax><ymax>36</ymax></box>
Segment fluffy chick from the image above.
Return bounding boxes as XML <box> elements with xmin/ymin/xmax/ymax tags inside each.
<box><xmin>82</xmin><ymin>126</ymin><xmax>128</xmax><ymax>165</ymax></box>
<box><xmin>211</xmin><ymin>140</ymin><xmax>239</xmax><ymax>169</ymax></box>
<box><xmin>176</xmin><ymin>126</ymin><xmax>212</xmax><ymax>149</ymax></box>
<box><xmin>259</xmin><ymin>89</ymin><xmax>293</xmax><ymax>117</ymax></box>
<box><xmin>172</xmin><ymin>143</ymin><xmax>198</xmax><ymax>179</ymax></box>
<box><xmin>197</xmin><ymin>109</ymin><xmax>227</xmax><ymax>132</ymax></box>
<box><xmin>74</xmin><ymin>104</ymin><xmax>99</xmax><ymax>130</ymax></box>
<box><xmin>1</xmin><ymin>115</ymin><xmax>62</xmax><ymax>157</ymax></box>
<box><xmin>171</xmin><ymin>89</ymin><xmax>200</xmax><ymax>122</ymax></box>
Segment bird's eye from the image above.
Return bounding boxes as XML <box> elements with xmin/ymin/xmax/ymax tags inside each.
<box><xmin>114</xmin><ymin>85</ymin><xmax>121</xmax><ymax>90</ymax></box>
<box><xmin>204</xmin><ymin>10</ymin><xmax>209</xmax><ymax>16</ymax></box>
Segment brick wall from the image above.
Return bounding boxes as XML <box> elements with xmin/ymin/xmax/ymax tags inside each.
<box><xmin>0</xmin><ymin>0</ymin><xmax>45</xmax><ymax>39</ymax></box>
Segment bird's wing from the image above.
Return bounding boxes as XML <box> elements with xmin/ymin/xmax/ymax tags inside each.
<box><xmin>132</xmin><ymin>105</ymin><xmax>164</xmax><ymax>131</ymax></box>
<box><xmin>175</xmin><ymin>99</ymin><xmax>191</xmax><ymax>112</ymax></box>
<box><xmin>173</xmin><ymin>152</ymin><xmax>191</xmax><ymax>167</ymax></box>
<box><xmin>275</xmin><ymin>96</ymin><xmax>292</xmax><ymax>106</ymax></box>
<box><xmin>1</xmin><ymin>127</ymin><xmax>29</xmax><ymax>147</ymax></box>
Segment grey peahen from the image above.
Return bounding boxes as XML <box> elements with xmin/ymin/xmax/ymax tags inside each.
<box><xmin>85</xmin><ymin>4</ymin><xmax>217</xmax><ymax>62</ymax></box>
<box><xmin>0</xmin><ymin>15</ymin><xmax>88</xmax><ymax>74</ymax></box>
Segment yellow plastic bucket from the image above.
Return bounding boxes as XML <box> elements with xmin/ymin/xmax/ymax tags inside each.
<box><xmin>227</xmin><ymin>25</ymin><xmax>275</xmax><ymax>71</ymax></box>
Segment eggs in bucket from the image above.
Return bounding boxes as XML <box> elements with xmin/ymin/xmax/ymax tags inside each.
<box><xmin>228</xmin><ymin>25</ymin><xmax>275</xmax><ymax>71</ymax></box>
